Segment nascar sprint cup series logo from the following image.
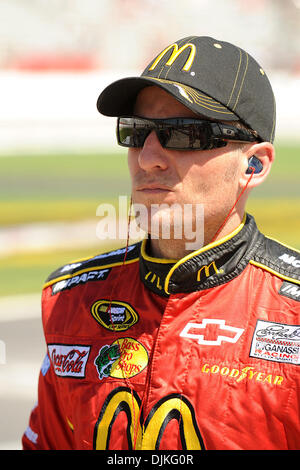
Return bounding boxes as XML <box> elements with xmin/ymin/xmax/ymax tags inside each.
<box><xmin>91</xmin><ymin>300</ymin><xmax>139</xmax><ymax>332</ymax></box>
<box><xmin>250</xmin><ymin>320</ymin><xmax>300</xmax><ymax>365</ymax></box>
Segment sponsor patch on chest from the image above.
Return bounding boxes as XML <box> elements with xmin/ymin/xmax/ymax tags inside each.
<box><xmin>48</xmin><ymin>344</ymin><xmax>91</xmax><ymax>377</ymax></box>
<box><xmin>250</xmin><ymin>320</ymin><xmax>300</xmax><ymax>365</ymax></box>
<box><xmin>90</xmin><ymin>300</ymin><xmax>139</xmax><ymax>331</ymax></box>
<box><xmin>94</xmin><ymin>338</ymin><xmax>148</xmax><ymax>380</ymax></box>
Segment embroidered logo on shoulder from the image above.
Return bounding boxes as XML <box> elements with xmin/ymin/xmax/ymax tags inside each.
<box><xmin>250</xmin><ymin>320</ymin><xmax>300</xmax><ymax>365</ymax></box>
<box><xmin>91</xmin><ymin>245</ymin><xmax>138</xmax><ymax>262</ymax></box>
<box><xmin>52</xmin><ymin>268</ymin><xmax>111</xmax><ymax>295</ymax></box>
<box><xmin>279</xmin><ymin>281</ymin><xmax>300</xmax><ymax>302</ymax></box>
<box><xmin>91</xmin><ymin>300</ymin><xmax>139</xmax><ymax>332</ymax></box>
<box><xmin>60</xmin><ymin>262</ymin><xmax>82</xmax><ymax>273</ymax></box>
<box><xmin>278</xmin><ymin>253</ymin><xmax>300</xmax><ymax>268</ymax></box>
<box><xmin>48</xmin><ymin>344</ymin><xmax>91</xmax><ymax>378</ymax></box>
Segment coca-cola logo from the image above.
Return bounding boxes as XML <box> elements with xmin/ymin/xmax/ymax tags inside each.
<box><xmin>48</xmin><ymin>344</ymin><xmax>91</xmax><ymax>378</ymax></box>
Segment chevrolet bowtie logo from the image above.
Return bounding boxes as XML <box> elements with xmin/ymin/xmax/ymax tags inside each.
<box><xmin>179</xmin><ymin>319</ymin><xmax>244</xmax><ymax>346</ymax></box>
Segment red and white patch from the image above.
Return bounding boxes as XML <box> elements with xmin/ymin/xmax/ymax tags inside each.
<box><xmin>250</xmin><ymin>320</ymin><xmax>300</xmax><ymax>365</ymax></box>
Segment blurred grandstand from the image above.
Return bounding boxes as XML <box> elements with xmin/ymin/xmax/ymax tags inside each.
<box><xmin>0</xmin><ymin>0</ymin><xmax>299</xmax><ymax>154</ymax></box>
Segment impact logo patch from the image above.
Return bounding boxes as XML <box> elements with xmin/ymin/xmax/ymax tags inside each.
<box><xmin>52</xmin><ymin>268</ymin><xmax>110</xmax><ymax>295</ymax></box>
<box><xmin>94</xmin><ymin>338</ymin><xmax>148</xmax><ymax>380</ymax></box>
<box><xmin>91</xmin><ymin>300</ymin><xmax>139</xmax><ymax>332</ymax></box>
<box><xmin>250</xmin><ymin>320</ymin><xmax>300</xmax><ymax>365</ymax></box>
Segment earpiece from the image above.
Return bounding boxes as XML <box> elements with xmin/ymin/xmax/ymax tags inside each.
<box><xmin>246</xmin><ymin>156</ymin><xmax>263</xmax><ymax>174</ymax></box>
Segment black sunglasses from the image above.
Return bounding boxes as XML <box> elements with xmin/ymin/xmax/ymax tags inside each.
<box><xmin>117</xmin><ymin>116</ymin><xmax>257</xmax><ymax>151</ymax></box>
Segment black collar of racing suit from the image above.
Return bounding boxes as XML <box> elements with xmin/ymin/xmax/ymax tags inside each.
<box><xmin>139</xmin><ymin>213</ymin><xmax>263</xmax><ymax>297</ymax></box>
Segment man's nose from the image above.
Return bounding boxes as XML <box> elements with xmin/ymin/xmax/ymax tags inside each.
<box><xmin>137</xmin><ymin>130</ymin><xmax>169</xmax><ymax>171</ymax></box>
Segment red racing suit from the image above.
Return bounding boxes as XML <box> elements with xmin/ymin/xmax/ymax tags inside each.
<box><xmin>22</xmin><ymin>214</ymin><xmax>300</xmax><ymax>450</ymax></box>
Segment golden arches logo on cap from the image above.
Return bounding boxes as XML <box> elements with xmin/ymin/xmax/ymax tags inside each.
<box><xmin>149</xmin><ymin>42</ymin><xmax>196</xmax><ymax>72</ymax></box>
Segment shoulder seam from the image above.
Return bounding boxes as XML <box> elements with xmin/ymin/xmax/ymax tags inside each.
<box><xmin>249</xmin><ymin>234</ymin><xmax>300</xmax><ymax>283</ymax></box>
<box><xmin>264</xmin><ymin>235</ymin><xmax>300</xmax><ymax>254</ymax></box>
<box><xmin>249</xmin><ymin>260</ymin><xmax>300</xmax><ymax>285</ymax></box>
<box><xmin>44</xmin><ymin>242</ymin><xmax>142</xmax><ymax>287</ymax></box>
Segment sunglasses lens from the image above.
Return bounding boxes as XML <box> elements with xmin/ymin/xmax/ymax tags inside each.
<box><xmin>117</xmin><ymin>117</ymin><xmax>254</xmax><ymax>150</ymax></box>
<box><xmin>118</xmin><ymin>118</ymin><xmax>207</xmax><ymax>150</ymax></box>
<box><xmin>118</xmin><ymin>118</ymin><xmax>152</xmax><ymax>147</ymax></box>
<box><xmin>157</xmin><ymin>128</ymin><xmax>188</xmax><ymax>149</ymax></box>
<box><xmin>157</xmin><ymin>125</ymin><xmax>209</xmax><ymax>150</ymax></box>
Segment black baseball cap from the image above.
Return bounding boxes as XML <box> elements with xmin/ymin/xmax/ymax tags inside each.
<box><xmin>97</xmin><ymin>36</ymin><xmax>276</xmax><ymax>143</ymax></box>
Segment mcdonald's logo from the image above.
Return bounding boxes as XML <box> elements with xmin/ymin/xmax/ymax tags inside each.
<box><xmin>144</xmin><ymin>271</ymin><xmax>163</xmax><ymax>290</ymax></box>
<box><xmin>149</xmin><ymin>43</ymin><xmax>196</xmax><ymax>72</ymax></box>
<box><xmin>141</xmin><ymin>394</ymin><xmax>204</xmax><ymax>450</ymax></box>
<box><xmin>93</xmin><ymin>387</ymin><xmax>205</xmax><ymax>450</ymax></box>
<box><xmin>197</xmin><ymin>261</ymin><xmax>219</xmax><ymax>281</ymax></box>
<box><xmin>93</xmin><ymin>387</ymin><xmax>142</xmax><ymax>450</ymax></box>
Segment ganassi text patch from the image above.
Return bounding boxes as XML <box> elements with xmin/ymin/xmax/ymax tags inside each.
<box><xmin>250</xmin><ymin>320</ymin><xmax>300</xmax><ymax>365</ymax></box>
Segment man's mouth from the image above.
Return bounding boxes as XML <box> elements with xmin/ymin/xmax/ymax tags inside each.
<box><xmin>135</xmin><ymin>184</ymin><xmax>173</xmax><ymax>193</ymax></box>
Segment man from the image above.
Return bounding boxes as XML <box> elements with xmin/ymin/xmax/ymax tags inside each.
<box><xmin>23</xmin><ymin>36</ymin><xmax>300</xmax><ymax>450</ymax></box>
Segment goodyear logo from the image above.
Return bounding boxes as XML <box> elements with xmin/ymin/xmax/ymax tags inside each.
<box><xmin>94</xmin><ymin>338</ymin><xmax>148</xmax><ymax>381</ymax></box>
<box><xmin>200</xmin><ymin>362</ymin><xmax>284</xmax><ymax>386</ymax></box>
<box><xmin>149</xmin><ymin>42</ymin><xmax>196</xmax><ymax>72</ymax></box>
<box><xmin>91</xmin><ymin>300</ymin><xmax>139</xmax><ymax>332</ymax></box>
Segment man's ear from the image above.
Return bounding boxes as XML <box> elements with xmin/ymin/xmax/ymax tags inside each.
<box><xmin>240</xmin><ymin>142</ymin><xmax>275</xmax><ymax>189</ymax></box>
